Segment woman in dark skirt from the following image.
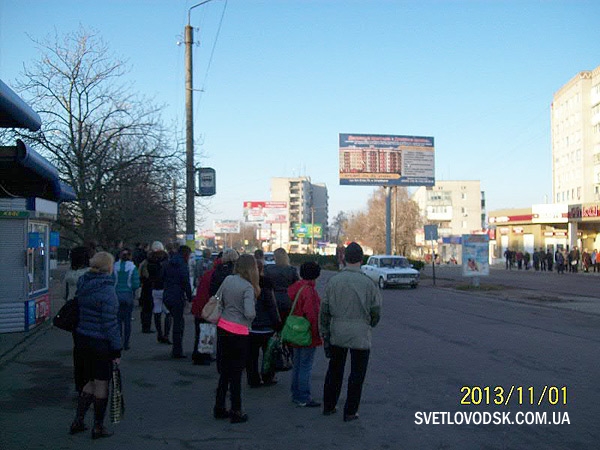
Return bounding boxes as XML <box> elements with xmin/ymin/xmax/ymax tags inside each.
<box><xmin>70</xmin><ymin>251</ymin><xmax>122</xmax><ymax>439</ymax></box>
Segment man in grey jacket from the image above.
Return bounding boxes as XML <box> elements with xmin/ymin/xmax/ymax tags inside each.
<box><xmin>320</xmin><ymin>242</ymin><xmax>382</xmax><ymax>422</ymax></box>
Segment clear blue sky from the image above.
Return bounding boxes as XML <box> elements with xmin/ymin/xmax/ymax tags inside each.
<box><xmin>1</xmin><ymin>0</ymin><xmax>599</xmax><ymax>233</ymax></box>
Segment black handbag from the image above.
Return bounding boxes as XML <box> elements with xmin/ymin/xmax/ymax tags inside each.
<box><xmin>273</xmin><ymin>336</ymin><xmax>293</xmax><ymax>372</ymax></box>
<box><xmin>53</xmin><ymin>297</ymin><xmax>79</xmax><ymax>332</ymax></box>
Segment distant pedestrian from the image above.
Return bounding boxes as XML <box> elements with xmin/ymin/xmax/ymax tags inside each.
<box><xmin>65</xmin><ymin>246</ymin><xmax>91</xmax><ymax>303</ymax></box>
<box><xmin>555</xmin><ymin>249</ymin><xmax>565</xmax><ymax>274</ymax></box>
<box><xmin>321</xmin><ymin>242</ymin><xmax>382</xmax><ymax>422</ymax></box>
<box><xmin>288</xmin><ymin>261</ymin><xmax>323</xmax><ymax>407</ymax></box>
<box><xmin>114</xmin><ymin>248</ymin><xmax>140</xmax><ymax>350</ymax></box>
<box><xmin>264</xmin><ymin>248</ymin><xmax>299</xmax><ymax>322</ymax></box>
<box><xmin>546</xmin><ymin>249</ymin><xmax>554</xmax><ymax>272</ymax></box>
<box><xmin>163</xmin><ymin>245</ymin><xmax>193</xmax><ymax>359</ymax></box>
<box><xmin>70</xmin><ymin>252</ymin><xmax>121</xmax><ymax>439</ymax></box>
<box><xmin>65</xmin><ymin>246</ymin><xmax>91</xmax><ymax>393</ymax></box>
<box><xmin>147</xmin><ymin>241</ymin><xmax>171</xmax><ymax>344</ymax></box>
<box><xmin>213</xmin><ymin>254</ymin><xmax>259</xmax><ymax>424</ymax></box>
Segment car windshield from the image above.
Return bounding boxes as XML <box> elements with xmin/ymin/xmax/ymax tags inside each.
<box><xmin>380</xmin><ymin>258</ymin><xmax>410</xmax><ymax>268</ymax></box>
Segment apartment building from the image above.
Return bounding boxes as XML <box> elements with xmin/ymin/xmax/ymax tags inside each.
<box><xmin>412</xmin><ymin>180</ymin><xmax>485</xmax><ymax>261</ymax></box>
<box><xmin>552</xmin><ymin>65</ymin><xmax>600</xmax><ymax>204</ymax></box>
<box><xmin>270</xmin><ymin>177</ymin><xmax>328</xmax><ymax>251</ymax></box>
<box><xmin>551</xmin><ymin>64</ymin><xmax>600</xmax><ymax>250</ymax></box>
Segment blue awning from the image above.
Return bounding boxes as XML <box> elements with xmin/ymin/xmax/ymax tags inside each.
<box><xmin>0</xmin><ymin>79</ymin><xmax>41</xmax><ymax>131</ymax></box>
<box><xmin>0</xmin><ymin>140</ymin><xmax>76</xmax><ymax>202</ymax></box>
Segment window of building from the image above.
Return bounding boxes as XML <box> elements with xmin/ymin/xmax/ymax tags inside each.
<box><xmin>462</xmin><ymin>221</ymin><xmax>467</xmax><ymax>229</ymax></box>
<box><xmin>557</xmin><ymin>193</ymin><xmax>560</xmax><ymax>202</ymax></box>
<box><xmin>461</xmin><ymin>193</ymin><xmax>467</xmax><ymax>200</ymax></box>
<box><xmin>577</xmin><ymin>187</ymin><xmax>581</xmax><ymax>200</ymax></box>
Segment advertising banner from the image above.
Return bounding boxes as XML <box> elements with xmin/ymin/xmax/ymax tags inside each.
<box><xmin>293</xmin><ymin>223</ymin><xmax>323</xmax><ymax>239</ymax></box>
<box><xmin>213</xmin><ymin>220</ymin><xmax>240</xmax><ymax>234</ymax></box>
<box><xmin>461</xmin><ymin>234</ymin><xmax>489</xmax><ymax>277</ymax></box>
<box><xmin>243</xmin><ymin>201</ymin><xmax>288</xmax><ymax>224</ymax></box>
<box><xmin>339</xmin><ymin>133</ymin><xmax>435</xmax><ymax>186</ymax></box>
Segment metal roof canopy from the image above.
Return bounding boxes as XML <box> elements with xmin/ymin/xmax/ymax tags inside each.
<box><xmin>0</xmin><ymin>79</ymin><xmax>41</xmax><ymax>131</ymax></box>
<box><xmin>0</xmin><ymin>140</ymin><xmax>76</xmax><ymax>202</ymax></box>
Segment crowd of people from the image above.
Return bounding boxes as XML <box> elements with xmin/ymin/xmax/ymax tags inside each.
<box><xmin>63</xmin><ymin>240</ymin><xmax>382</xmax><ymax>437</ymax></box>
<box><xmin>503</xmin><ymin>246</ymin><xmax>600</xmax><ymax>273</ymax></box>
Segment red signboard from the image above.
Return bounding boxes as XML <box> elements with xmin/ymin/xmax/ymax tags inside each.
<box><xmin>35</xmin><ymin>294</ymin><xmax>51</xmax><ymax>324</ymax></box>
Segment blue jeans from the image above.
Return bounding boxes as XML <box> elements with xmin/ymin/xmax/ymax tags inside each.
<box><xmin>117</xmin><ymin>291</ymin><xmax>134</xmax><ymax>348</ymax></box>
<box><xmin>291</xmin><ymin>346</ymin><xmax>316</xmax><ymax>403</ymax></box>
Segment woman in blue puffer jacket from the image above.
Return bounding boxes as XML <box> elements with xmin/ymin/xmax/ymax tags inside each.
<box><xmin>70</xmin><ymin>251</ymin><xmax>121</xmax><ymax>440</ymax></box>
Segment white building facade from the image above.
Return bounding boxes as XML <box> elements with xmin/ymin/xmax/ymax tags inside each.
<box><xmin>412</xmin><ymin>180</ymin><xmax>485</xmax><ymax>262</ymax></box>
<box><xmin>551</xmin><ymin>64</ymin><xmax>600</xmax><ymax>250</ymax></box>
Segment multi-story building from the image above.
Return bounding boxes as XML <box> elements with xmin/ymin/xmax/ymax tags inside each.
<box><xmin>551</xmin><ymin>64</ymin><xmax>600</xmax><ymax>250</ymax></box>
<box><xmin>270</xmin><ymin>177</ymin><xmax>328</xmax><ymax>251</ymax></box>
<box><xmin>412</xmin><ymin>180</ymin><xmax>485</xmax><ymax>262</ymax></box>
<box><xmin>552</xmin><ymin>65</ymin><xmax>600</xmax><ymax>204</ymax></box>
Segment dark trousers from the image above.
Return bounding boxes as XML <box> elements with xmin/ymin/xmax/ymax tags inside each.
<box><xmin>323</xmin><ymin>345</ymin><xmax>370</xmax><ymax>416</ymax></box>
<box><xmin>215</xmin><ymin>328</ymin><xmax>249</xmax><ymax>412</ymax></box>
<box><xmin>140</xmin><ymin>284</ymin><xmax>153</xmax><ymax>332</ymax></box>
<box><xmin>246</xmin><ymin>331</ymin><xmax>275</xmax><ymax>385</ymax></box>
<box><xmin>170</xmin><ymin>302</ymin><xmax>185</xmax><ymax>357</ymax></box>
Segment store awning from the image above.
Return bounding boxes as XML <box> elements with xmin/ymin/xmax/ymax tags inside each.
<box><xmin>0</xmin><ymin>80</ymin><xmax>41</xmax><ymax>131</ymax></box>
<box><xmin>0</xmin><ymin>140</ymin><xmax>76</xmax><ymax>202</ymax></box>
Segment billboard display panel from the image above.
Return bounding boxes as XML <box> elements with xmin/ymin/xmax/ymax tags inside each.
<box><xmin>461</xmin><ymin>234</ymin><xmax>490</xmax><ymax>277</ymax></box>
<box><xmin>292</xmin><ymin>223</ymin><xmax>323</xmax><ymax>239</ymax></box>
<box><xmin>339</xmin><ymin>133</ymin><xmax>435</xmax><ymax>186</ymax></box>
<box><xmin>213</xmin><ymin>220</ymin><xmax>240</xmax><ymax>234</ymax></box>
<box><xmin>243</xmin><ymin>201</ymin><xmax>288</xmax><ymax>224</ymax></box>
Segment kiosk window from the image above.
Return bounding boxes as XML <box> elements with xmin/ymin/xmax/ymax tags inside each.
<box><xmin>28</xmin><ymin>223</ymin><xmax>49</xmax><ymax>293</ymax></box>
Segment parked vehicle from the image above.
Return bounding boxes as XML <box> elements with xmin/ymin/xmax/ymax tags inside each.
<box><xmin>361</xmin><ymin>255</ymin><xmax>419</xmax><ymax>289</ymax></box>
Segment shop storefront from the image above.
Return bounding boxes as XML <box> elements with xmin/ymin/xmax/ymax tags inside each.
<box><xmin>0</xmin><ymin>80</ymin><xmax>76</xmax><ymax>333</ymax></box>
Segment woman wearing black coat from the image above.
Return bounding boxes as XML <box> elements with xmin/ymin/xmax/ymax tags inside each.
<box><xmin>246</xmin><ymin>260</ymin><xmax>280</xmax><ymax>387</ymax></box>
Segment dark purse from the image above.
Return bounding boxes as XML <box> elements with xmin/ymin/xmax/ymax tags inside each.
<box><xmin>273</xmin><ymin>334</ymin><xmax>293</xmax><ymax>372</ymax></box>
<box><xmin>53</xmin><ymin>297</ymin><xmax>79</xmax><ymax>332</ymax></box>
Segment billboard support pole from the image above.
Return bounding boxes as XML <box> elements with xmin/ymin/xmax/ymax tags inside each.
<box><xmin>385</xmin><ymin>186</ymin><xmax>392</xmax><ymax>254</ymax></box>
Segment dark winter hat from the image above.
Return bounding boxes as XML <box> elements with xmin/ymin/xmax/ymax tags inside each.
<box><xmin>344</xmin><ymin>242</ymin><xmax>364</xmax><ymax>264</ymax></box>
<box><xmin>300</xmin><ymin>261</ymin><xmax>321</xmax><ymax>280</ymax></box>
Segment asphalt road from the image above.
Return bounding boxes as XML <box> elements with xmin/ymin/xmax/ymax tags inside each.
<box><xmin>0</xmin><ymin>267</ymin><xmax>599</xmax><ymax>450</ymax></box>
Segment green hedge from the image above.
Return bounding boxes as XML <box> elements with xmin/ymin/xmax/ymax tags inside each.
<box><xmin>289</xmin><ymin>254</ymin><xmax>425</xmax><ymax>271</ymax></box>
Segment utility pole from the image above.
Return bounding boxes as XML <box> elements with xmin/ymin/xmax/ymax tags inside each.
<box><xmin>184</xmin><ymin>22</ymin><xmax>195</xmax><ymax>242</ymax></box>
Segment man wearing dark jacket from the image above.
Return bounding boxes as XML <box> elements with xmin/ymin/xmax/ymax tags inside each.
<box><xmin>163</xmin><ymin>245</ymin><xmax>193</xmax><ymax>358</ymax></box>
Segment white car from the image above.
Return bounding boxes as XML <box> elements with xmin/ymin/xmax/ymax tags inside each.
<box><xmin>361</xmin><ymin>255</ymin><xmax>420</xmax><ymax>289</ymax></box>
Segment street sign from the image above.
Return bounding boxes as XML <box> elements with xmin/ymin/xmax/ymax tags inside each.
<box><xmin>424</xmin><ymin>224</ymin><xmax>438</xmax><ymax>241</ymax></box>
<box><xmin>197</xmin><ymin>167</ymin><xmax>216</xmax><ymax>196</ymax></box>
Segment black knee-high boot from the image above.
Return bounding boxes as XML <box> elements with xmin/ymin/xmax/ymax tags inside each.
<box><xmin>154</xmin><ymin>313</ymin><xmax>163</xmax><ymax>342</ymax></box>
<box><xmin>163</xmin><ymin>313</ymin><xmax>172</xmax><ymax>344</ymax></box>
<box><xmin>70</xmin><ymin>391</ymin><xmax>94</xmax><ymax>434</ymax></box>
<box><xmin>92</xmin><ymin>397</ymin><xmax>113</xmax><ymax>439</ymax></box>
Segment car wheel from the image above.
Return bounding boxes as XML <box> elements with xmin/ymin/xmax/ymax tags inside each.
<box><xmin>410</xmin><ymin>283</ymin><xmax>418</xmax><ymax>289</ymax></box>
<box><xmin>378</xmin><ymin>277</ymin><xmax>386</xmax><ymax>289</ymax></box>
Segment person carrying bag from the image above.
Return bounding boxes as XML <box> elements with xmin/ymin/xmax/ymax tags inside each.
<box><xmin>281</xmin><ymin>286</ymin><xmax>311</xmax><ymax>346</ymax></box>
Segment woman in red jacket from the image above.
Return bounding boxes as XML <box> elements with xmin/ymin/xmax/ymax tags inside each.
<box><xmin>287</xmin><ymin>261</ymin><xmax>323</xmax><ymax>407</ymax></box>
<box><xmin>191</xmin><ymin>257</ymin><xmax>221</xmax><ymax>365</ymax></box>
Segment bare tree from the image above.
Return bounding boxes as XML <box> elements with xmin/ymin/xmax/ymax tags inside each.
<box><xmin>330</xmin><ymin>211</ymin><xmax>348</xmax><ymax>244</ymax></box>
<box><xmin>345</xmin><ymin>187</ymin><xmax>421</xmax><ymax>255</ymax></box>
<box><xmin>12</xmin><ymin>27</ymin><xmax>180</xmax><ymax>246</ymax></box>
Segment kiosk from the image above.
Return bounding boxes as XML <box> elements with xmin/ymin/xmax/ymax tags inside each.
<box><xmin>0</xmin><ymin>80</ymin><xmax>76</xmax><ymax>333</ymax></box>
